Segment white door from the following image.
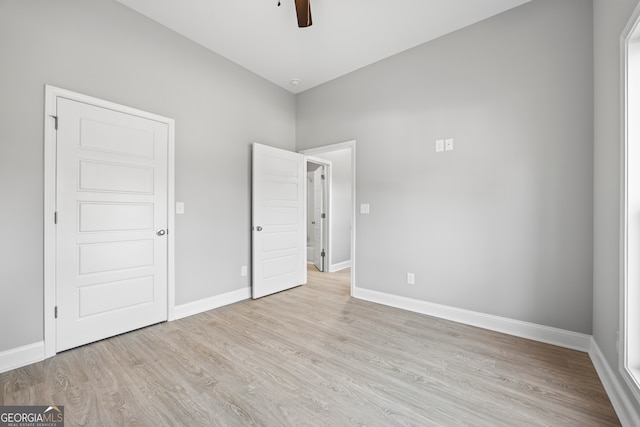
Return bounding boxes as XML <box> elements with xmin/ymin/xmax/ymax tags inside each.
<box><xmin>312</xmin><ymin>167</ymin><xmax>324</xmax><ymax>271</ymax></box>
<box><xmin>252</xmin><ymin>143</ymin><xmax>306</xmax><ymax>299</ymax></box>
<box><xmin>55</xmin><ymin>97</ymin><xmax>169</xmax><ymax>352</ymax></box>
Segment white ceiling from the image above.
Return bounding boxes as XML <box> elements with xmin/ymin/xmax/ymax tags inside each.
<box><xmin>115</xmin><ymin>0</ymin><xmax>531</xmax><ymax>94</ymax></box>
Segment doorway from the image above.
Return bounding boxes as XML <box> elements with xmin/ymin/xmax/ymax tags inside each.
<box><xmin>300</xmin><ymin>141</ymin><xmax>356</xmax><ymax>295</ymax></box>
<box><xmin>252</xmin><ymin>142</ymin><xmax>355</xmax><ymax>298</ymax></box>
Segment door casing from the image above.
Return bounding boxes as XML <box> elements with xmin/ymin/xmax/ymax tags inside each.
<box><xmin>43</xmin><ymin>85</ymin><xmax>176</xmax><ymax>358</ymax></box>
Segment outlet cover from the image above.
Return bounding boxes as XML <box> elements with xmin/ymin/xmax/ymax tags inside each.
<box><xmin>445</xmin><ymin>138</ymin><xmax>454</xmax><ymax>151</ymax></box>
<box><xmin>407</xmin><ymin>272</ymin><xmax>415</xmax><ymax>285</ymax></box>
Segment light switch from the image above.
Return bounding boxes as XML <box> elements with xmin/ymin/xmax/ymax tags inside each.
<box><xmin>445</xmin><ymin>138</ymin><xmax>454</xmax><ymax>151</ymax></box>
<box><xmin>435</xmin><ymin>139</ymin><xmax>445</xmax><ymax>152</ymax></box>
<box><xmin>360</xmin><ymin>204</ymin><xmax>370</xmax><ymax>214</ymax></box>
<box><xmin>176</xmin><ymin>202</ymin><xmax>185</xmax><ymax>215</ymax></box>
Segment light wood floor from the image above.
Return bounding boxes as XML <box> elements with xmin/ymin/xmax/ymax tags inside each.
<box><xmin>2</xmin><ymin>266</ymin><xmax>620</xmax><ymax>426</ymax></box>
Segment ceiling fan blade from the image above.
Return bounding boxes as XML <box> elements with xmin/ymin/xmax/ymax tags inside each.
<box><xmin>294</xmin><ymin>0</ymin><xmax>312</xmax><ymax>28</ymax></box>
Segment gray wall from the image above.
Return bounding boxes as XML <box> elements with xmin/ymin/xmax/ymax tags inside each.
<box><xmin>593</xmin><ymin>0</ymin><xmax>640</xmax><ymax>417</ymax></box>
<box><xmin>297</xmin><ymin>0</ymin><xmax>594</xmax><ymax>333</ymax></box>
<box><xmin>0</xmin><ymin>0</ymin><xmax>296</xmax><ymax>352</ymax></box>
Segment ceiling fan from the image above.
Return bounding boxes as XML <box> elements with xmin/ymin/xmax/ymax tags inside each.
<box><xmin>278</xmin><ymin>0</ymin><xmax>312</xmax><ymax>28</ymax></box>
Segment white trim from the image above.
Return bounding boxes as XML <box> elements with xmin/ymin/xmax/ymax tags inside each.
<box><xmin>620</xmin><ymin>2</ymin><xmax>640</xmax><ymax>405</ymax></box>
<box><xmin>299</xmin><ymin>141</ymin><xmax>356</xmax><ymax>296</ymax></box>
<box><xmin>174</xmin><ymin>288</ymin><xmax>251</xmax><ymax>320</ymax></box>
<box><xmin>330</xmin><ymin>260</ymin><xmax>351</xmax><ymax>272</ymax></box>
<box><xmin>0</xmin><ymin>342</ymin><xmax>45</xmax><ymax>374</ymax></box>
<box><xmin>43</xmin><ymin>85</ymin><xmax>176</xmax><ymax>358</ymax></box>
<box><xmin>590</xmin><ymin>338</ymin><xmax>640</xmax><ymax>426</ymax></box>
<box><xmin>353</xmin><ymin>287</ymin><xmax>591</xmax><ymax>352</ymax></box>
<box><xmin>43</xmin><ymin>87</ymin><xmax>57</xmax><ymax>358</ymax></box>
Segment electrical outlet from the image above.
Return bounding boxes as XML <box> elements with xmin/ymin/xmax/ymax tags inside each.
<box><xmin>435</xmin><ymin>139</ymin><xmax>445</xmax><ymax>152</ymax></box>
<box><xmin>241</xmin><ymin>265</ymin><xmax>248</xmax><ymax>277</ymax></box>
<box><xmin>407</xmin><ymin>272</ymin><xmax>415</xmax><ymax>285</ymax></box>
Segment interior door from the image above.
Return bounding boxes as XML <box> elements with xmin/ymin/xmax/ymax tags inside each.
<box><xmin>252</xmin><ymin>143</ymin><xmax>306</xmax><ymax>299</ymax></box>
<box><xmin>312</xmin><ymin>167</ymin><xmax>324</xmax><ymax>271</ymax></box>
<box><xmin>55</xmin><ymin>97</ymin><xmax>169</xmax><ymax>352</ymax></box>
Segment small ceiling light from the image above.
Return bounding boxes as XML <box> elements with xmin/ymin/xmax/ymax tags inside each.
<box><xmin>290</xmin><ymin>79</ymin><xmax>301</xmax><ymax>86</ymax></box>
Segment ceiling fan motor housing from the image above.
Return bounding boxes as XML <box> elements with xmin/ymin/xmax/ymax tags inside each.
<box><xmin>294</xmin><ymin>0</ymin><xmax>312</xmax><ymax>27</ymax></box>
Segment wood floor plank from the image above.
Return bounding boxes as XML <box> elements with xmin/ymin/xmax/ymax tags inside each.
<box><xmin>1</xmin><ymin>265</ymin><xmax>621</xmax><ymax>426</ymax></box>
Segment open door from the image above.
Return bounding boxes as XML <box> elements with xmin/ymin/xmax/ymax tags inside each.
<box><xmin>312</xmin><ymin>166</ymin><xmax>325</xmax><ymax>271</ymax></box>
<box><xmin>252</xmin><ymin>143</ymin><xmax>306</xmax><ymax>299</ymax></box>
<box><xmin>305</xmin><ymin>157</ymin><xmax>332</xmax><ymax>273</ymax></box>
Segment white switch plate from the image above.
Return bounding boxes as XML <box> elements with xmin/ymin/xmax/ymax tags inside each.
<box><xmin>407</xmin><ymin>272</ymin><xmax>415</xmax><ymax>285</ymax></box>
<box><xmin>360</xmin><ymin>204</ymin><xmax>370</xmax><ymax>214</ymax></box>
<box><xmin>176</xmin><ymin>202</ymin><xmax>185</xmax><ymax>214</ymax></box>
<box><xmin>445</xmin><ymin>138</ymin><xmax>454</xmax><ymax>151</ymax></box>
<box><xmin>241</xmin><ymin>265</ymin><xmax>248</xmax><ymax>277</ymax></box>
<box><xmin>435</xmin><ymin>139</ymin><xmax>445</xmax><ymax>152</ymax></box>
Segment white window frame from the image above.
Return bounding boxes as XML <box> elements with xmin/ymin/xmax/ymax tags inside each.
<box><xmin>620</xmin><ymin>1</ymin><xmax>640</xmax><ymax>404</ymax></box>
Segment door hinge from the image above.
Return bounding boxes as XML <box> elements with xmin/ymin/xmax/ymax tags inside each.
<box><xmin>321</xmin><ymin>213</ymin><xmax>326</xmax><ymax>219</ymax></box>
<box><xmin>49</xmin><ymin>115</ymin><xmax>58</xmax><ymax>130</ymax></box>
<box><xmin>321</xmin><ymin>250</ymin><xmax>326</xmax><ymax>258</ymax></box>
<box><xmin>321</xmin><ymin>174</ymin><xmax>325</xmax><ymax>180</ymax></box>
<box><xmin>54</xmin><ymin>306</ymin><xmax>58</xmax><ymax>319</ymax></box>
<box><xmin>54</xmin><ymin>211</ymin><xmax>58</xmax><ymax>224</ymax></box>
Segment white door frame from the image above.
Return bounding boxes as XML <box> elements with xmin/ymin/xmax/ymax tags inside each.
<box><xmin>300</xmin><ymin>140</ymin><xmax>356</xmax><ymax>296</ymax></box>
<box><xmin>43</xmin><ymin>85</ymin><xmax>176</xmax><ymax>358</ymax></box>
<box><xmin>305</xmin><ymin>156</ymin><xmax>332</xmax><ymax>272</ymax></box>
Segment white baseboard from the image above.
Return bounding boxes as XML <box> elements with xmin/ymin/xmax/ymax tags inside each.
<box><xmin>353</xmin><ymin>287</ymin><xmax>591</xmax><ymax>352</ymax></box>
<box><xmin>174</xmin><ymin>287</ymin><xmax>251</xmax><ymax>320</ymax></box>
<box><xmin>0</xmin><ymin>341</ymin><xmax>44</xmax><ymax>374</ymax></box>
<box><xmin>330</xmin><ymin>260</ymin><xmax>351</xmax><ymax>272</ymax></box>
<box><xmin>590</xmin><ymin>339</ymin><xmax>640</xmax><ymax>426</ymax></box>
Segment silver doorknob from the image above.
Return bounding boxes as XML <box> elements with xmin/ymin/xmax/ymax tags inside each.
<box><xmin>256</xmin><ymin>226</ymin><xmax>263</xmax><ymax>231</ymax></box>
<box><xmin>156</xmin><ymin>229</ymin><xmax>166</xmax><ymax>236</ymax></box>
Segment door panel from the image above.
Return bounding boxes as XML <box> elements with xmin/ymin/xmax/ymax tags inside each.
<box><xmin>79</xmin><ymin>118</ymin><xmax>155</xmax><ymax>157</ymax></box>
<box><xmin>78</xmin><ymin>203</ymin><xmax>154</xmax><ymax>232</ymax></box>
<box><xmin>78</xmin><ymin>240</ymin><xmax>154</xmax><ymax>274</ymax></box>
<box><xmin>252</xmin><ymin>143</ymin><xmax>305</xmax><ymax>299</ymax></box>
<box><xmin>78</xmin><ymin>276</ymin><xmax>155</xmax><ymax>317</ymax></box>
<box><xmin>56</xmin><ymin>97</ymin><xmax>168</xmax><ymax>352</ymax></box>
<box><xmin>79</xmin><ymin>160</ymin><xmax>154</xmax><ymax>193</ymax></box>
